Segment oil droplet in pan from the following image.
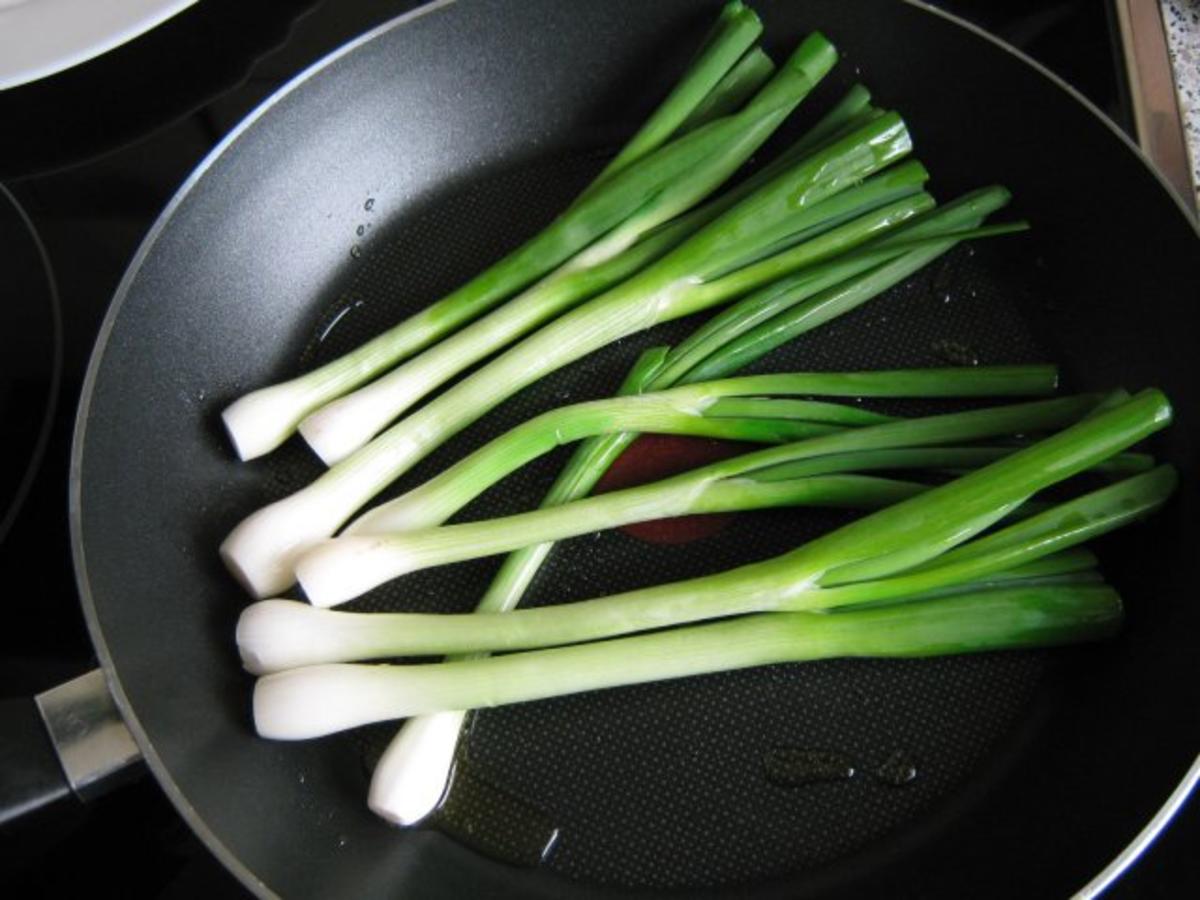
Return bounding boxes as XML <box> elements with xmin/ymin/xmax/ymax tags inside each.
<box><xmin>763</xmin><ymin>748</ymin><xmax>856</xmax><ymax>787</ymax></box>
<box><xmin>763</xmin><ymin>747</ymin><xmax>919</xmax><ymax>788</ymax></box>
<box><xmin>873</xmin><ymin>749</ymin><xmax>919</xmax><ymax>787</ymax></box>
<box><xmin>931</xmin><ymin>339</ymin><xmax>980</xmax><ymax>366</ymax></box>
<box><xmin>430</xmin><ymin>761</ymin><xmax>562</xmax><ymax>866</ymax></box>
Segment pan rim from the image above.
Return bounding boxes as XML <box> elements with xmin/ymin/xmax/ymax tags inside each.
<box><xmin>67</xmin><ymin>1</ymin><xmax>1200</xmax><ymax>898</ymax></box>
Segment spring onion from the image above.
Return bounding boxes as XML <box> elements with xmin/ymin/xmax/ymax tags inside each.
<box><xmin>251</xmin><ymin>583</ymin><xmax>1124</xmax><ymax>740</ymax></box>
<box><xmin>297</xmin><ymin>392</ymin><xmax>1107</xmax><ymax>607</ymax></box>
<box><xmin>238</xmin><ymin>548</ymin><xmax>1102</xmax><ymax>676</ymax></box>
<box><xmin>348</xmin><ymin>366</ymin><xmax>1056</xmax><ymax>534</ymax></box>
<box><xmin>300</xmin><ymin>474</ymin><xmax>931</xmax><ymax>606</ymax></box>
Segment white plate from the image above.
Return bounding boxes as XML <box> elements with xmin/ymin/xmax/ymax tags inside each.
<box><xmin>0</xmin><ymin>0</ymin><xmax>199</xmax><ymax>90</ymax></box>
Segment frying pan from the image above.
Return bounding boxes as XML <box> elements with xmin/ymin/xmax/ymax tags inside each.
<box><xmin>12</xmin><ymin>0</ymin><xmax>1200</xmax><ymax>896</ymax></box>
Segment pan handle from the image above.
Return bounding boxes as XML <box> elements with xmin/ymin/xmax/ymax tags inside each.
<box><xmin>0</xmin><ymin>668</ymin><xmax>143</xmax><ymax>829</ymax></box>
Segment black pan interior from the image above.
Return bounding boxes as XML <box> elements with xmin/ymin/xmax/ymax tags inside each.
<box><xmin>73</xmin><ymin>1</ymin><xmax>1199</xmax><ymax>898</ymax></box>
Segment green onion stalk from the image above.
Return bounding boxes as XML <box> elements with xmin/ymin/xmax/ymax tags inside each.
<box><xmin>307</xmin><ymin>474</ymin><xmax>932</xmax><ymax>603</ymax></box>
<box><xmin>251</xmin><ymin>583</ymin><xmax>1124</xmax><ymax>741</ymax></box>
<box><xmin>297</xmin><ymin>392</ymin><xmax>1107</xmax><ymax>607</ymax></box>
<box><xmin>349</xmin><ymin>364</ymin><xmax>1054</xmax><ymax>535</ymax></box>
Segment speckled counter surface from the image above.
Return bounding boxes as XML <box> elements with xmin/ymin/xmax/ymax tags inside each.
<box><xmin>1162</xmin><ymin>0</ymin><xmax>1200</xmax><ymax>206</ymax></box>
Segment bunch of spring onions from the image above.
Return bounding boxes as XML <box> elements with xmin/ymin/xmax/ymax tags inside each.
<box><xmin>341</xmin><ymin>183</ymin><xmax>1031</xmax><ymax>820</ymax></box>
<box><xmin>220</xmin><ymin>94</ymin><xmax>1025</xmax><ymax>597</ymax></box>
<box><xmin>219</xmin><ymin>2</ymin><xmax>1178</xmax><ymax>829</ymax></box>
<box><xmin>242</xmin><ymin>381</ymin><xmax>1170</xmax><ymax>824</ymax></box>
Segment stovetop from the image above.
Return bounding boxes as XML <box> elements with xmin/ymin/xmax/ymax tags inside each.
<box><xmin>1</xmin><ymin>1</ymin><xmax>1194</xmax><ymax>896</ymax></box>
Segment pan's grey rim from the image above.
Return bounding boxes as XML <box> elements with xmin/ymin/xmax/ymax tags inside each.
<box><xmin>68</xmin><ymin>0</ymin><xmax>1200</xmax><ymax>898</ymax></box>
<box><xmin>1073</xmin><ymin>753</ymin><xmax>1200</xmax><ymax>898</ymax></box>
<box><xmin>67</xmin><ymin>2</ymin><xmax>459</xmax><ymax>897</ymax></box>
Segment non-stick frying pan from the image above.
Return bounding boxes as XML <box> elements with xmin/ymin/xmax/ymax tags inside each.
<box><xmin>23</xmin><ymin>0</ymin><xmax>1200</xmax><ymax>896</ymax></box>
